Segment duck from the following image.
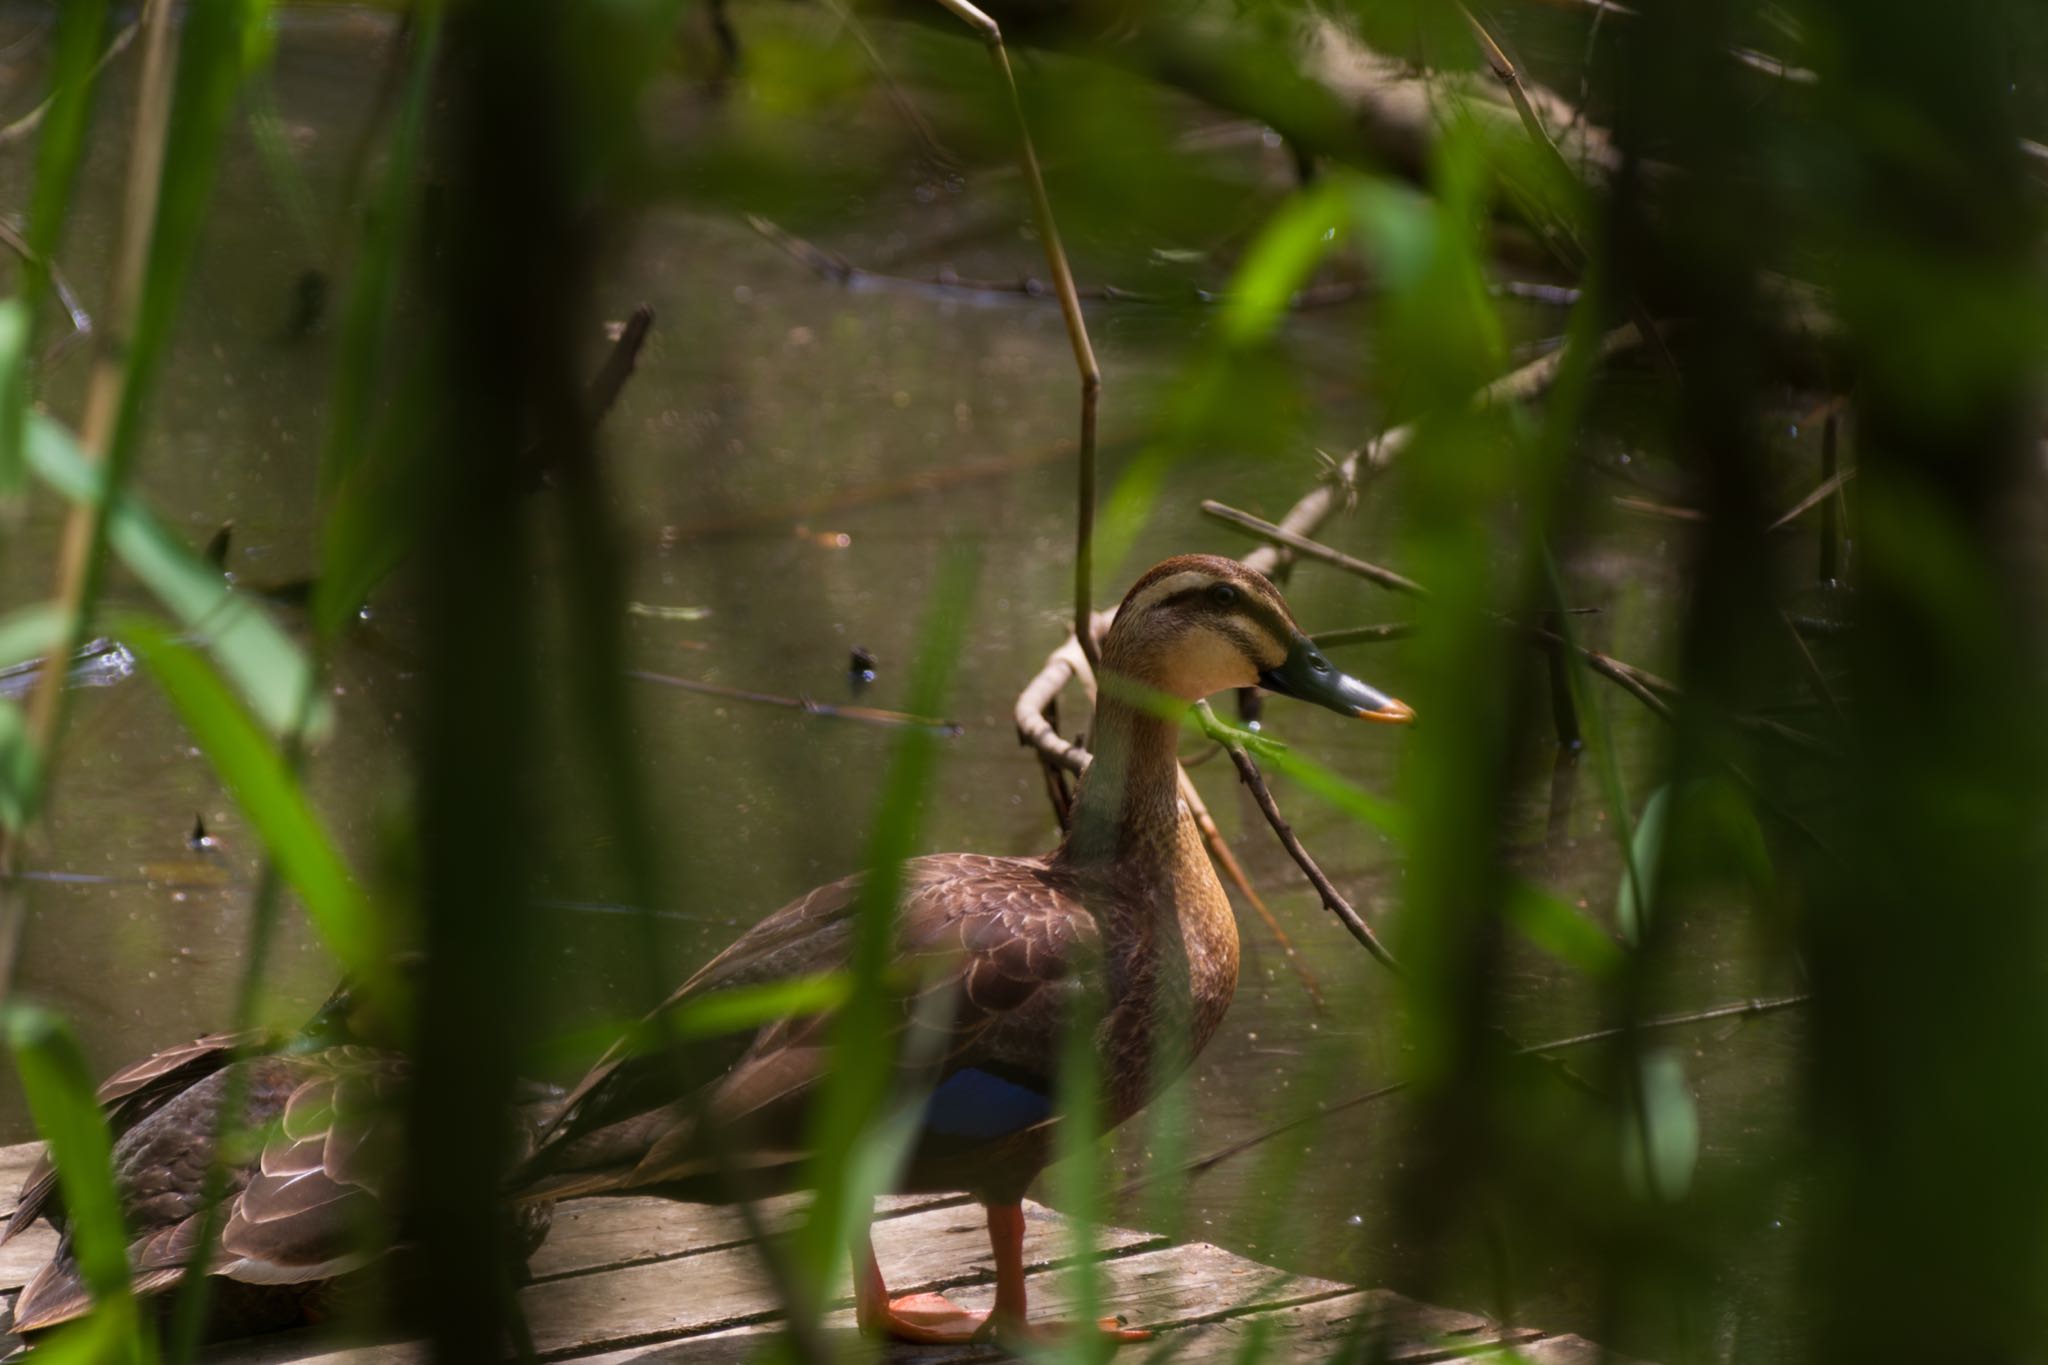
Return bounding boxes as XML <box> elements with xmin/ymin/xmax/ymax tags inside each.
<box><xmin>2</xmin><ymin>976</ymin><xmax>554</xmax><ymax>1341</ymax></box>
<box><xmin>514</xmin><ymin>553</ymin><xmax>1412</xmax><ymax>1345</ymax></box>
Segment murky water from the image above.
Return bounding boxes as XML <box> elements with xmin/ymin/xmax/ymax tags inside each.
<box><xmin>0</xmin><ymin>10</ymin><xmax>1809</xmax><ymax>1361</ymax></box>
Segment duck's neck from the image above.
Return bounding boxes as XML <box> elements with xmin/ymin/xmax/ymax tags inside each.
<box><xmin>1058</xmin><ymin>679</ymin><xmax>1187</xmax><ymax>871</ymax></box>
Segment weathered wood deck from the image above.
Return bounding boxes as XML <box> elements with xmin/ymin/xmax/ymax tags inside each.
<box><xmin>0</xmin><ymin>1140</ymin><xmax>1624</xmax><ymax>1361</ymax></box>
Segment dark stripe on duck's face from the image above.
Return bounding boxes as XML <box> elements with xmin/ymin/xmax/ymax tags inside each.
<box><xmin>1154</xmin><ymin>586</ymin><xmax>1290</xmax><ymax>660</ymax></box>
<box><xmin>923</xmin><ymin>1067</ymin><xmax>1053</xmax><ymax>1139</ymax></box>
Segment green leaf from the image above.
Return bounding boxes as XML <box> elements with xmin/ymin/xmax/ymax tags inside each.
<box><xmin>1617</xmin><ymin>785</ymin><xmax>1671</xmax><ymax>945</ymax></box>
<box><xmin>22</xmin><ymin>0</ymin><xmax>111</xmax><ymax>279</ymax></box>
<box><xmin>0</xmin><ymin>600</ymin><xmax>65</xmax><ymax>669</ymax></box>
<box><xmin>25</xmin><ymin>413</ymin><xmax>329</xmax><ymax>739</ymax></box>
<box><xmin>313</xmin><ymin>391</ymin><xmax>430</xmax><ymax>638</ymax></box>
<box><xmin>1221</xmin><ymin>178</ymin><xmax>1346</xmax><ymax>345</ymax></box>
<box><xmin>786</xmin><ymin>545</ymin><xmax>981</xmax><ymax>1331</ymax></box>
<box><xmin>0</xmin><ymin>298</ymin><xmax>28</xmax><ymax>501</ymax></box>
<box><xmin>1623</xmin><ymin>1048</ymin><xmax>1699</xmax><ymax>1203</ymax></box>
<box><xmin>118</xmin><ymin>619</ymin><xmax>380</xmax><ymax>989</ymax></box>
<box><xmin>1504</xmin><ymin>881</ymin><xmax>1624</xmax><ymax>979</ymax></box>
<box><xmin>5</xmin><ymin>1004</ymin><xmax>153</xmax><ymax>1365</ymax></box>
<box><xmin>318</xmin><ymin>1</ymin><xmax>441</xmax><ymax>503</ymax></box>
<box><xmin>0</xmin><ymin>696</ymin><xmax>37</xmax><ymax>833</ymax></box>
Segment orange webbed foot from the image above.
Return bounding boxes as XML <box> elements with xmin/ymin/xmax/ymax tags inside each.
<box><xmin>866</xmin><ymin>1291</ymin><xmax>990</xmax><ymax>1344</ymax></box>
<box><xmin>983</xmin><ymin>1316</ymin><xmax>1153</xmax><ymax>1347</ymax></box>
<box><xmin>864</xmin><ymin>1294</ymin><xmax>1152</xmax><ymax>1348</ymax></box>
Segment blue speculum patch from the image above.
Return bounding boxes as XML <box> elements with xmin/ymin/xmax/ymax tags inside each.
<box><xmin>924</xmin><ymin>1067</ymin><xmax>1053</xmax><ymax>1138</ymax></box>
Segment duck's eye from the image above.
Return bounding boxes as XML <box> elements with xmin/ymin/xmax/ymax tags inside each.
<box><xmin>1208</xmin><ymin>583</ymin><xmax>1238</xmax><ymax>607</ymax></box>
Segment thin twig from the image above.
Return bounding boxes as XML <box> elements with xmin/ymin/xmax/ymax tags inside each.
<box><xmin>1201</xmin><ymin>501</ymin><xmax>1426</xmax><ymax>596</ymax></box>
<box><xmin>1611</xmin><ymin>494</ymin><xmax>1704</xmax><ymax>524</ymax></box>
<box><xmin>1780</xmin><ymin>609</ymin><xmax>1845</xmax><ymax>726</ymax></box>
<box><xmin>921</xmin><ymin>0</ymin><xmax>1103</xmax><ymax>673</ymax></box>
<box><xmin>1767</xmin><ymin>467</ymin><xmax>1857</xmax><ymax>533</ymax></box>
<box><xmin>1311</xmin><ymin>622</ymin><xmax>1414</xmax><ymax>647</ymax></box>
<box><xmin>1178</xmin><ymin>765</ymin><xmax>1329</xmax><ymax>1011</ymax></box>
<box><xmin>1201</xmin><ymin>703</ymin><xmax>1402</xmax><ymax>974</ymax></box>
<box><xmin>748</xmin><ymin>213</ymin><xmax>1381</xmax><ymax>311</ymax></box>
<box><xmin>1206</xmin><ymin>505</ymin><xmax>1834</xmax><ymax>748</ymax></box>
<box><xmin>813</xmin><ymin>0</ymin><xmax>957</xmax><ymax>171</ymax></box>
<box><xmin>0</xmin><ymin>16</ymin><xmax>140</xmax><ymax>146</ymax></box>
<box><xmin>1240</xmin><ymin>324</ymin><xmax>1644</xmax><ymax>582</ymax></box>
<box><xmin>626</xmin><ymin>669</ymin><xmax>962</xmax><ymax>734</ymax></box>
<box><xmin>1125</xmin><ymin>992</ymin><xmax>1811</xmax><ymax>1193</ymax></box>
<box><xmin>0</xmin><ymin>217</ymin><xmax>93</xmax><ymax>364</ymax></box>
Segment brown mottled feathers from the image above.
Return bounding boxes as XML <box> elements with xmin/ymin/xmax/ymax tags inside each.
<box><xmin>519</xmin><ymin>852</ymin><xmax>1096</xmax><ymax>1200</ymax></box>
<box><xmin>1</xmin><ymin>1028</ymin><xmax>267</xmax><ymax>1248</ymax></box>
<box><xmin>10</xmin><ymin>1048</ymin><xmax>404</xmax><ymax>1334</ymax></box>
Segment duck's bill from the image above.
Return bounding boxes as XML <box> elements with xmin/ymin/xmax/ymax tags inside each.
<box><xmin>1259</xmin><ymin>638</ymin><xmax>1415</xmax><ymax>724</ymax></box>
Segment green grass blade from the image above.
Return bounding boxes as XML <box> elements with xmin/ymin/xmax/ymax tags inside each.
<box><xmin>0</xmin><ymin>298</ymin><xmax>28</xmax><ymax>502</ymax></box>
<box><xmin>784</xmin><ymin>545</ymin><xmax>980</xmax><ymax>1334</ymax></box>
<box><xmin>0</xmin><ymin>697</ymin><xmax>37</xmax><ymax>833</ymax></box>
<box><xmin>1220</xmin><ymin>178</ymin><xmax>1346</xmax><ymax>344</ymax></box>
<box><xmin>25</xmin><ymin>412</ymin><xmax>329</xmax><ymax>738</ymax></box>
<box><xmin>5</xmin><ymin>1003</ymin><xmax>154</xmax><ymax>1365</ymax></box>
<box><xmin>22</xmin><ymin>0</ymin><xmax>111</xmax><ymax>287</ymax></box>
<box><xmin>0</xmin><ymin>601</ymin><xmax>65</xmax><ymax>669</ymax></box>
<box><xmin>317</xmin><ymin>1</ymin><xmax>442</xmax><ymax>505</ymax></box>
<box><xmin>117</xmin><ymin>617</ymin><xmax>382</xmax><ymax>990</ymax></box>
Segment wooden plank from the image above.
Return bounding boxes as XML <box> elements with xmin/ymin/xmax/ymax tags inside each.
<box><xmin>573</xmin><ymin>1239</ymin><xmax>1349</xmax><ymax>1364</ymax></box>
<box><xmin>0</xmin><ymin>1134</ymin><xmax>1653</xmax><ymax>1365</ymax></box>
<box><xmin>0</xmin><ymin>1142</ymin><xmax>45</xmax><ymax>1201</ymax></box>
<box><xmin>0</xmin><ymin>1142</ymin><xmax>58</xmax><ymax>1298</ymax></box>
<box><xmin>0</xmin><ymin>1223</ymin><xmax>58</xmax><ymax>1295</ymax></box>
<box><xmin>529</xmin><ymin>1193</ymin><xmax>962</xmax><ymax>1283</ymax></box>
<box><xmin>523</xmin><ymin>1198</ymin><xmax>1162</xmax><ymax>1359</ymax></box>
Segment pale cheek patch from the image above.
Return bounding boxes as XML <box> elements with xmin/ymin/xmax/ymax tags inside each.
<box><xmin>1164</xmin><ymin>629</ymin><xmax>1261</xmax><ymax>700</ymax></box>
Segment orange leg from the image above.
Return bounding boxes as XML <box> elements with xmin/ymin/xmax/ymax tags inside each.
<box><xmin>852</xmin><ymin>1226</ymin><xmax>990</xmax><ymax>1344</ymax></box>
<box><xmin>849</xmin><ymin>1204</ymin><xmax>1150</xmax><ymax>1346</ymax></box>
<box><xmin>985</xmin><ymin>1200</ymin><xmax>1150</xmax><ymax>1345</ymax></box>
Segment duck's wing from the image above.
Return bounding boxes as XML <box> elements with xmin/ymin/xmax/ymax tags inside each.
<box><xmin>531</xmin><ymin>871</ymin><xmax>870</xmax><ymax>1152</ymax></box>
<box><xmin>523</xmin><ymin>855</ymin><xmax>1097</xmax><ymax>1197</ymax></box>
<box><xmin>8</xmin><ymin>1048</ymin><xmax>406</xmax><ymax>1335</ymax></box>
<box><xmin>205</xmin><ymin>1046</ymin><xmax>405</xmax><ymax>1285</ymax></box>
<box><xmin>0</xmin><ymin>1028</ymin><xmax>264</xmax><ymax>1248</ymax></box>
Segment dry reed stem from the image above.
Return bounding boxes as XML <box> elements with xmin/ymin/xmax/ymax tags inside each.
<box><xmin>925</xmin><ymin>0</ymin><xmax>1104</xmax><ymax>671</ymax></box>
<box><xmin>0</xmin><ymin>0</ymin><xmax>177</xmax><ymax>998</ymax></box>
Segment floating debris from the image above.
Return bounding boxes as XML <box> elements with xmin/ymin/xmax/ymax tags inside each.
<box><xmin>626</xmin><ymin>602</ymin><xmax>712</xmax><ymax>622</ymax></box>
<box><xmin>0</xmin><ymin>637</ymin><xmax>137</xmax><ymax>701</ymax></box>
<box><xmin>849</xmin><ymin>645</ymin><xmax>877</xmax><ymax>694</ymax></box>
<box><xmin>203</xmin><ymin>522</ymin><xmax>232</xmax><ymax>571</ymax></box>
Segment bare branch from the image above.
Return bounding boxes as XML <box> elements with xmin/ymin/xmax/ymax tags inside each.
<box><xmin>1201</xmin><ymin>703</ymin><xmax>1402</xmax><ymax>974</ymax></box>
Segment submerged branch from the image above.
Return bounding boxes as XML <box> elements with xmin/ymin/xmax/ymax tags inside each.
<box><xmin>1123</xmin><ymin>992</ymin><xmax>1811</xmax><ymax>1194</ymax></box>
<box><xmin>628</xmin><ymin>669</ymin><xmax>963</xmax><ymax>735</ymax></box>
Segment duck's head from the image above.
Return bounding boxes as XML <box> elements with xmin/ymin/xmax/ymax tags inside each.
<box><xmin>1102</xmin><ymin>554</ymin><xmax>1414</xmax><ymax>723</ymax></box>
